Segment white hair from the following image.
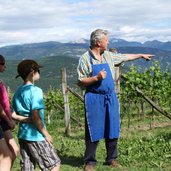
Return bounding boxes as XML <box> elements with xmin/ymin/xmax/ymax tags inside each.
<box><xmin>90</xmin><ymin>29</ymin><xmax>109</xmax><ymax>48</ymax></box>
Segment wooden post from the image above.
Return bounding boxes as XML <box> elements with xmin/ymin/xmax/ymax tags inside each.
<box><xmin>61</xmin><ymin>68</ymin><xmax>71</xmax><ymax>136</ymax></box>
<box><xmin>114</xmin><ymin>66</ymin><xmax>120</xmax><ymax>94</ymax></box>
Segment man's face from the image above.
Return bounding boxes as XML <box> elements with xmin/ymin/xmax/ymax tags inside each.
<box><xmin>99</xmin><ymin>35</ymin><xmax>109</xmax><ymax>52</ymax></box>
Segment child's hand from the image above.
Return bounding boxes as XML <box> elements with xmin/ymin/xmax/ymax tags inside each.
<box><xmin>12</xmin><ymin>111</ymin><xmax>31</xmax><ymax>123</ymax></box>
<box><xmin>45</xmin><ymin>132</ymin><xmax>53</xmax><ymax>146</ymax></box>
<box><xmin>12</xmin><ymin>111</ymin><xmax>17</xmax><ymax>120</ymax></box>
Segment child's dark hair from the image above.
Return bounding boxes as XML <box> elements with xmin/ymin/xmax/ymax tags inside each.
<box><xmin>16</xmin><ymin>59</ymin><xmax>42</xmax><ymax>80</ymax></box>
<box><xmin>0</xmin><ymin>55</ymin><xmax>5</xmax><ymax>63</ymax></box>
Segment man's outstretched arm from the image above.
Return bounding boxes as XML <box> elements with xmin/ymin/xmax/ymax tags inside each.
<box><xmin>125</xmin><ymin>54</ymin><xmax>154</xmax><ymax>61</ymax></box>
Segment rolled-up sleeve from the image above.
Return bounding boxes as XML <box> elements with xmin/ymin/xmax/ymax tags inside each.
<box><xmin>110</xmin><ymin>52</ymin><xmax>128</xmax><ymax>65</ymax></box>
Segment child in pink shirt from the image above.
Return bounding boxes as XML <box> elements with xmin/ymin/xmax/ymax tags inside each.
<box><xmin>0</xmin><ymin>54</ymin><xmax>19</xmax><ymax>171</ymax></box>
<box><xmin>0</xmin><ymin>81</ymin><xmax>13</xmax><ymax>121</ymax></box>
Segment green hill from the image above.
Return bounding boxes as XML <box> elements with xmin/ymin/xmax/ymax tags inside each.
<box><xmin>0</xmin><ymin>55</ymin><xmax>79</xmax><ymax>93</ymax></box>
<box><xmin>1</xmin><ymin>53</ymin><xmax>170</xmax><ymax>93</ymax></box>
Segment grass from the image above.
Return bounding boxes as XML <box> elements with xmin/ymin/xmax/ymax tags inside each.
<box><xmin>11</xmin><ymin>111</ymin><xmax>171</xmax><ymax>171</ymax></box>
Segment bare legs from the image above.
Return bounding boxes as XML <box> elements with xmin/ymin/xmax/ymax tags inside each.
<box><xmin>0</xmin><ymin>138</ymin><xmax>13</xmax><ymax>171</ymax></box>
<box><xmin>0</xmin><ymin>130</ymin><xmax>19</xmax><ymax>171</ymax></box>
<box><xmin>4</xmin><ymin>130</ymin><xmax>19</xmax><ymax>161</ymax></box>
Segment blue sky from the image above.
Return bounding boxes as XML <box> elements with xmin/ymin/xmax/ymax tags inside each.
<box><xmin>0</xmin><ymin>0</ymin><xmax>171</xmax><ymax>47</ymax></box>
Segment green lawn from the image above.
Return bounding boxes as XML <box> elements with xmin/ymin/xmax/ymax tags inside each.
<box><xmin>12</xmin><ymin>112</ymin><xmax>171</xmax><ymax>171</ymax></box>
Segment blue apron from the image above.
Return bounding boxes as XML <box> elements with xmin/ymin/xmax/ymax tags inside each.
<box><xmin>85</xmin><ymin>51</ymin><xmax>120</xmax><ymax>142</ymax></box>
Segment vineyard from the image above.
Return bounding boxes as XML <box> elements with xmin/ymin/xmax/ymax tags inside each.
<box><xmin>11</xmin><ymin>61</ymin><xmax>171</xmax><ymax>171</ymax></box>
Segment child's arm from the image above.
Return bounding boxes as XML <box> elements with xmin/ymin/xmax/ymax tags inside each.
<box><xmin>0</xmin><ymin>104</ymin><xmax>15</xmax><ymax>130</ymax></box>
<box><xmin>31</xmin><ymin>109</ymin><xmax>52</xmax><ymax>145</ymax></box>
<box><xmin>12</xmin><ymin>111</ymin><xmax>32</xmax><ymax>123</ymax></box>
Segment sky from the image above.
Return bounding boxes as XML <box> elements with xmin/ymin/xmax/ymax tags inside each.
<box><xmin>0</xmin><ymin>0</ymin><xmax>171</xmax><ymax>47</ymax></box>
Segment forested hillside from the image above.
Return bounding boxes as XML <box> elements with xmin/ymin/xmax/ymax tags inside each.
<box><xmin>1</xmin><ymin>38</ymin><xmax>171</xmax><ymax>93</ymax></box>
<box><xmin>1</xmin><ymin>55</ymin><xmax>78</xmax><ymax>92</ymax></box>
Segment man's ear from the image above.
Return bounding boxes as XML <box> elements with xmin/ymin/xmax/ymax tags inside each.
<box><xmin>97</xmin><ymin>40</ymin><xmax>101</xmax><ymax>47</ymax></box>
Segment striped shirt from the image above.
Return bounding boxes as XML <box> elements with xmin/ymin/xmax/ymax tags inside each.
<box><xmin>77</xmin><ymin>49</ymin><xmax>128</xmax><ymax>81</ymax></box>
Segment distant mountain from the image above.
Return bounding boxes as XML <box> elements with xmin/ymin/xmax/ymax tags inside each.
<box><xmin>0</xmin><ymin>38</ymin><xmax>170</xmax><ymax>69</ymax></box>
<box><xmin>117</xmin><ymin>46</ymin><xmax>171</xmax><ymax>70</ymax></box>
<box><xmin>1</xmin><ymin>38</ymin><xmax>171</xmax><ymax>92</ymax></box>
<box><xmin>1</xmin><ymin>55</ymin><xmax>78</xmax><ymax>92</ymax></box>
<box><xmin>110</xmin><ymin>38</ymin><xmax>142</xmax><ymax>47</ymax></box>
<box><xmin>109</xmin><ymin>38</ymin><xmax>171</xmax><ymax>51</ymax></box>
<box><xmin>0</xmin><ymin>38</ymin><xmax>171</xmax><ymax>59</ymax></box>
<box><xmin>0</xmin><ymin>41</ymin><xmax>85</xmax><ymax>59</ymax></box>
<box><xmin>142</xmin><ymin>40</ymin><xmax>171</xmax><ymax>51</ymax></box>
<box><xmin>69</xmin><ymin>38</ymin><xmax>89</xmax><ymax>44</ymax></box>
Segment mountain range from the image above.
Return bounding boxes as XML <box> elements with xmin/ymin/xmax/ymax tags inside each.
<box><xmin>0</xmin><ymin>38</ymin><xmax>170</xmax><ymax>92</ymax></box>
<box><xmin>0</xmin><ymin>38</ymin><xmax>171</xmax><ymax>61</ymax></box>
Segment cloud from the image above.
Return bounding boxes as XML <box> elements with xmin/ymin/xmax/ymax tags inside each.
<box><xmin>0</xmin><ymin>0</ymin><xmax>171</xmax><ymax>46</ymax></box>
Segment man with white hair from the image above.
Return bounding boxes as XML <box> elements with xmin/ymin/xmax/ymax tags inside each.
<box><xmin>77</xmin><ymin>29</ymin><xmax>153</xmax><ymax>171</ymax></box>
